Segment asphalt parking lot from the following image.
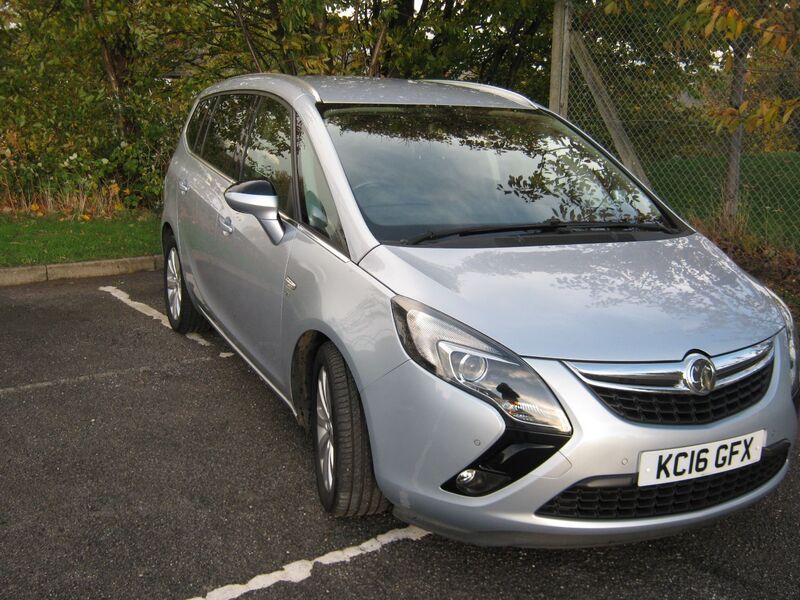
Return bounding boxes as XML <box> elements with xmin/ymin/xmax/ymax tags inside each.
<box><xmin>1</xmin><ymin>270</ymin><xmax>799</xmax><ymax>599</ymax></box>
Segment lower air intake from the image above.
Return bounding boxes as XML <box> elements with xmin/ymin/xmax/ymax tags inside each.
<box><xmin>536</xmin><ymin>443</ymin><xmax>788</xmax><ymax>520</ymax></box>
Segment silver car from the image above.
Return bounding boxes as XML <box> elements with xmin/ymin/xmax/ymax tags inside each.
<box><xmin>161</xmin><ymin>75</ymin><xmax>799</xmax><ymax>547</ymax></box>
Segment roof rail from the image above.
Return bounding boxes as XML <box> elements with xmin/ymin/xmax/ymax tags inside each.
<box><xmin>424</xmin><ymin>80</ymin><xmax>539</xmax><ymax>109</ymax></box>
<box><xmin>219</xmin><ymin>72</ymin><xmax>322</xmax><ymax>102</ymax></box>
<box><xmin>267</xmin><ymin>73</ymin><xmax>322</xmax><ymax>102</ymax></box>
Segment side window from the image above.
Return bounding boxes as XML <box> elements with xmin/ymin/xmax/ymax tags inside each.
<box><xmin>185</xmin><ymin>97</ymin><xmax>214</xmax><ymax>153</ymax></box>
<box><xmin>200</xmin><ymin>94</ymin><xmax>254</xmax><ymax>178</ymax></box>
<box><xmin>297</xmin><ymin>124</ymin><xmax>348</xmax><ymax>255</ymax></box>
<box><xmin>242</xmin><ymin>97</ymin><xmax>294</xmax><ymax>217</ymax></box>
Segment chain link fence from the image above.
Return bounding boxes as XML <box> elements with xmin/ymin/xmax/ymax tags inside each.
<box><xmin>560</xmin><ymin>2</ymin><xmax>800</xmax><ymax>250</ymax></box>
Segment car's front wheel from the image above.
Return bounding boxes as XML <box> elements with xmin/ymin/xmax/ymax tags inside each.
<box><xmin>312</xmin><ymin>342</ymin><xmax>389</xmax><ymax>517</ymax></box>
<box><xmin>163</xmin><ymin>231</ymin><xmax>209</xmax><ymax>333</ymax></box>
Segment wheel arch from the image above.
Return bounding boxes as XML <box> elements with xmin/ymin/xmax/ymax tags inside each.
<box><xmin>161</xmin><ymin>221</ymin><xmax>175</xmax><ymax>253</ymax></box>
<box><xmin>290</xmin><ymin>329</ymin><xmax>330</xmax><ymax>431</ymax></box>
<box><xmin>289</xmin><ymin>326</ymin><xmax>377</xmax><ymax>432</ymax></box>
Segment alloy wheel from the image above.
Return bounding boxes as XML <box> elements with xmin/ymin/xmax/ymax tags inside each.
<box><xmin>315</xmin><ymin>366</ymin><xmax>335</xmax><ymax>493</ymax></box>
<box><xmin>166</xmin><ymin>247</ymin><xmax>182</xmax><ymax>322</ymax></box>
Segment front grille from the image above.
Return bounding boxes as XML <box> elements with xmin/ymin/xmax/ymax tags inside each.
<box><xmin>535</xmin><ymin>444</ymin><xmax>788</xmax><ymax>520</ymax></box>
<box><xmin>589</xmin><ymin>362</ymin><xmax>773</xmax><ymax>425</ymax></box>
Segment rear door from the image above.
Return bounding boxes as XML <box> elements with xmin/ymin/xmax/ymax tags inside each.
<box><xmin>174</xmin><ymin>96</ymin><xmax>216</xmax><ymax>305</ymax></box>
<box><xmin>181</xmin><ymin>93</ymin><xmax>256</xmax><ymax>322</ymax></box>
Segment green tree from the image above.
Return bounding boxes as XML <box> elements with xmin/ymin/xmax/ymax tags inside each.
<box><xmin>605</xmin><ymin>0</ymin><xmax>800</xmax><ymax>219</ymax></box>
<box><xmin>0</xmin><ymin>1</ymin><xmax>557</xmax><ymax>211</ymax></box>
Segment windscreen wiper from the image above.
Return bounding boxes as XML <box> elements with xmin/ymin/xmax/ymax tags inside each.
<box><xmin>406</xmin><ymin>223</ymin><xmax>556</xmax><ymax>245</ymax></box>
<box><xmin>565</xmin><ymin>220</ymin><xmax>679</xmax><ymax>233</ymax></box>
<box><xmin>405</xmin><ymin>219</ymin><xmax>678</xmax><ymax>245</ymax></box>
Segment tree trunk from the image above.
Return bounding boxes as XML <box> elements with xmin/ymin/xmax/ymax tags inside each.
<box><xmin>395</xmin><ymin>0</ymin><xmax>414</xmax><ymax>27</ymax></box>
<box><xmin>368</xmin><ymin>21</ymin><xmax>387</xmax><ymax>77</ymax></box>
<box><xmin>429</xmin><ymin>0</ymin><xmax>455</xmax><ymax>69</ymax></box>
<box><xmin>83</xmin><ymin>0</ymin><xmax>135</xmax><ymax>138</ymax></box>
<box><xmin>505</xmin><ymin>15</ymin><xmax>546</xmax><ymax>89</ymax></box>
<box><xmin>722</xmin><ymin>35</ymin><xmax>750</xmax><ymax>221</ymax></box>
<box><xmin>383</xmin><ymin>0</ymin><xmax>415</xmax><ymax>77</ymax></box>
<box><xmin>267</xmin><ymin>0</ymin><xmax>295</xmax><ymax>74</ymax></box>
<box><xmin>231</xmin><ymin>0</ymin><xmax>264</xmax><ymax>72</ymax></box>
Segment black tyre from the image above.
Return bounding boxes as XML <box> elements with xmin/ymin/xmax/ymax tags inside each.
<box><xmin>163</xmin><ymin>231</ymin><xmax>209</xmax><ymax>334</ymax></box>
<box><xmin>312</xmin><ymin>342</ymin><xmax>390</xmax><ymax>517</ymax></box>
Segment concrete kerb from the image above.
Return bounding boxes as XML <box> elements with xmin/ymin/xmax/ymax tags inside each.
<box><xmin>0</xmin><ymin>255</ymin><xmax>163</xmax><ymax>287</ymax></box>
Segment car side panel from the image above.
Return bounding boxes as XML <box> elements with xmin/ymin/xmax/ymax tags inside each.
<box><xmin>177</xmin><ymin>158</ymin><xmax>233</xmax><ymax>322</ymax></box>
<box><xmin>161</xmin><ymin>152</ymin><xmax>180</xmax><ymax>241</ymax></box>
<box><xmin>163</xmin><ymin>141</ymin><xmax>207</xmax><ymax>307</ymax></box>
<box><xmin>213</xmin><ymin>211</ymin><xmax>298</xmax><ymax>385</ymax></box>
<box><xmin>280</xmin><ymin>229</ymin><xmax>408</xmax><ymax>401</ymax></box>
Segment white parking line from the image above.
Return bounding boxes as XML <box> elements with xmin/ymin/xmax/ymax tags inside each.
<box><xmin>186</xmin><ymin>525</ymin><xmax>430</xmax><ymax>600</ymax></box>
<box><xmin>187</xmin><ymin>333</ymin><xmax>211</xmax><ymax>347</ymax></box>
<box><xmin>99</xmin><ymin>289</ymin><xmax>426</xmax><ymax>599</ymax></box>
<box><xmin>99</xmin><ymin>285</ymin><xmax>211</xmax><ymax>348</ymax></box>
<box><xmin>0</xmin><ymin>358</ymin><xmax>212</xmax><ymax>397</ymax></box>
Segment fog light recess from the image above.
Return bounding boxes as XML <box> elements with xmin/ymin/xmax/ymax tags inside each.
<box><xmin>443</xmin><ymin>427</ymin><xmax>570</xmax><ymax>497</ymax></box>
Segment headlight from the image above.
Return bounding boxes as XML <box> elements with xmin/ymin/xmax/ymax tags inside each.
<box><xmin>391</xmin><ymin>296</ymin><xmax>572</xmax><ymax>434</ymax></box>
<box><xmin>766</xmin><ymin>288</ymin><xmax>798</xmax><ymax>394</ymax></box>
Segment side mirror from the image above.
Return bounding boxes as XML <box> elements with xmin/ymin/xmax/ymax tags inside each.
<box><xmin>224</xmin><ymin>180</ymin><xmax>284</xmax><ymax>244</ymax></box>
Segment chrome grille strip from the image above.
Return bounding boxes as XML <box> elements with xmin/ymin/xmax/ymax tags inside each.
<box><xmin>567</xmin><ymin>339</ymin><xmax>774</xmax><ymax>395</ymax></box>
<box><xmin>714</xmin><ymin>340</ymin><xmax>773</xmax><ymax>377</ymax></box>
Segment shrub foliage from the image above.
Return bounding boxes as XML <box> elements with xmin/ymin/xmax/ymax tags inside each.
<box><xmin>0</xmin><ymin>0</ymin><xmax>555</xmax><ymax>212</ymax></box>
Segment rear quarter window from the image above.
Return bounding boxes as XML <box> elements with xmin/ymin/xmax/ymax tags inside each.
<box><xmin>185</xmin><ymin>98</ymin><xmax>214</xmax><ymax>153</ymax></box>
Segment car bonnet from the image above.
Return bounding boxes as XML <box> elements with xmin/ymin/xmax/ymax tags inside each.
<box><xmin>358</xmin><ymin>233</ymin><xmax>783</xmax><ymax>362</ymax></box>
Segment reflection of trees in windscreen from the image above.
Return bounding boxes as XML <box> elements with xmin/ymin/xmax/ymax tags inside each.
<box><xmin>496</xmin><ymin>139</ymin><xmax>658</xmax><ymax>223</ymax></box>
<box><xmin>326</xmin><ymin>108</ymin><xmax>662</xmax><ymax>223</ymax></box>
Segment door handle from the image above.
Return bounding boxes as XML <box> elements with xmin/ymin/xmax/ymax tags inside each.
<box><xmin>178</xmin><ymin>180</ymin><xmax>190</xmax><ymax>194</ymax></box>
<box><xmin>219</xmin><ymin>215</ymin><xmax>235</xmax><ymax>236</ymax></box>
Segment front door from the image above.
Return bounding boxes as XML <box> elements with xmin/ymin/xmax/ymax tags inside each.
<box><xmin>204</xmin><ymin>94</ymin><xmax>298</xmax><ymax>386</ymax></box>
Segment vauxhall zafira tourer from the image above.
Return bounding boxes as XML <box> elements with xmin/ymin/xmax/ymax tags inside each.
<box><xmin>161</xmin><ymin>75</ymin><xmax>798</xmax><ymax>547</ymax></box>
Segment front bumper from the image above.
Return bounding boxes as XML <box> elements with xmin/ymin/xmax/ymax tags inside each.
<box><xmin>360</xmin><ymin>341</ymin><xmax>797</xmax><ymax>548</ymax></box>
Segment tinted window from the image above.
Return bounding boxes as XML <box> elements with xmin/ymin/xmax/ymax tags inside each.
<box><xmin>242</xmin><ymin>96</ymin><xmax>294</xmax><ymax>216</ymax></box>
<box><xmin>201</xmin><ymin>94</ymin><xmax>254</xmax><ymax>178</ymax></box>
<box><xmin>323</xmin><ymin>106</ymin><xmax>674</xmax><ymax>245</ymax></box>
<box><xmin>186</xmin><ymin>97</ymin><xmax>214</xmax><ymax>153</ymax></box>
<box><xmin>297</xmin><ymin>125</ymin><xmax>347</xmax><ymax>255</ymax></box>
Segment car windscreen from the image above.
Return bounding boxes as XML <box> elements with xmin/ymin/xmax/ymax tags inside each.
<box><xmin>322</xmin><ymin>105</ymin><xmax>678</xmax><ymax>245</ymax></box>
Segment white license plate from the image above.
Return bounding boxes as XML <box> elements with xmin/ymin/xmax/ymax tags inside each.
<box><xmin>638</xmin><ymin>430</ymin><xmax>766</xmax><ymax>487</ymax></box>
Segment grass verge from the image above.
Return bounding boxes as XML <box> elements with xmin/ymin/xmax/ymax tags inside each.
<box><xmin>0</xmin><ymin>212</ymin><xmax>160</xmax><ymax>267</ymax></box>
<box><xmin>648</xmin><ymin>151</ymin><xmax>800</xmax><ymax>251</ymax></box>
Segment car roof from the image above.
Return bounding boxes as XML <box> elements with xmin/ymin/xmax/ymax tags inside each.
<box><xmin>202</xmin><ymin>74</ymin><xmax>539</xmax><ymax>110</ymax></box>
